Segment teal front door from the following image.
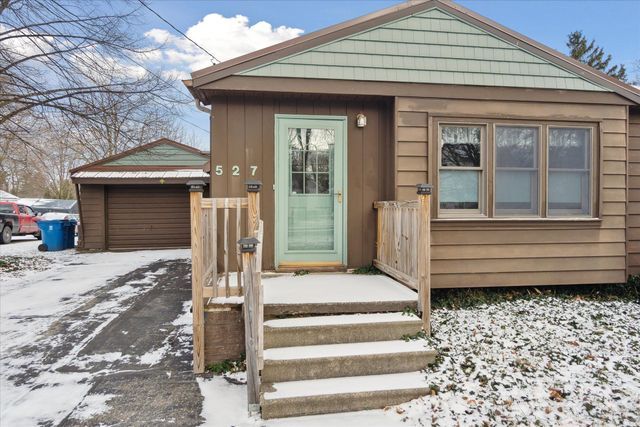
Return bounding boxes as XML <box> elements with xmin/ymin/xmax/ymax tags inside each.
<box><xmin>275</xmin><ymin>115</ymin><xmax>347</xmax><ymax>268</ymax></box>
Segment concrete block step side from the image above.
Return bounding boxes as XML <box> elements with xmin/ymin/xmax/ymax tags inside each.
<box><xmin>264</xmin><ymin>320</ymin><xmax>423</xmax><ymax>348</ymax></box>
<box><xmin>264</xmin><ymin>300</ymin><xmax>418</xmax><ymax>317</ymax></box>
<box><xmin>260</xmin><ymin>387</ymin><xmax>429</xmax><ymax>419</ymax></box>
<box><xmin>262</xmin><ymin>350</ymin><xmax>436</xmax><ymax>382</ymax></box>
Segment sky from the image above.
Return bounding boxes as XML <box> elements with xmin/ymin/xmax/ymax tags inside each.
<box><xmin>134</xmin><ymin>0</ymin><xmax>640</xmax><ymax>150</ymax></box>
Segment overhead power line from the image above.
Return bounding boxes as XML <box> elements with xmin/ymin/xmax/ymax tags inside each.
<box><xmin>137</xmin><ymin>0</ymin><xmax>220</xmax><ymax>64</ymax></box>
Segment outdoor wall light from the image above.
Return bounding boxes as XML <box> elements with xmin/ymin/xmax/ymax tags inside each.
<box><xmin>356</xmin><ymin>113</ymin><xmax>367</xmax><ymax>128</ymax></box>
<box><xmin>238</xmin><ymin>236</ymin><xmax>260</xmax><ymax>253</ymax></box>
<box><xmin>416</xmin><ymin>183</ymin><xmax>433</xmax><ymax>195</ymax></box>
<box><xmin>245</xmin><ymin>179</ymin><xmax>263</xmax><ymax>193</ymax></box>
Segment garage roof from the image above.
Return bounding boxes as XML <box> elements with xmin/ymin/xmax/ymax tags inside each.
<box><xmin>70</xmin><ymin>138</ymin><xmax>210</xmax><ymax>184</ymax></box>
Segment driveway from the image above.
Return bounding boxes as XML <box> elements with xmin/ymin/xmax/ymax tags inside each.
<box><xmin>0</xmin><ymin>240</ymin><xmax>202</xmax><ymax>426</ymax></box>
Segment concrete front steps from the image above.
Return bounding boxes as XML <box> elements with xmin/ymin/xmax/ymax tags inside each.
<box><xmin>260</xmin><ymin>311</ymin><xmax>436</xmax><ymax>419</ymax></box>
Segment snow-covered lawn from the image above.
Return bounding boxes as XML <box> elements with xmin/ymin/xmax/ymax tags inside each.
<box><xmin>2</xmin><ymin>238</ymin><xmax>638</xmax><ymax>426</ymax></box>
<box><xmin>199</xmin><ymin>296</ymin><xmax>640</xmax><ymax>426</ymax></box>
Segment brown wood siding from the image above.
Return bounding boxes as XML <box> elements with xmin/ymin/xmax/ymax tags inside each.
<box><xmin>78</xmin><ymin>184</ymin><xmax>105</xmax><ymax>250</ymax></box>
<box><xmin>627</xmin><ymin>108</ymin><xmax>640</xmax><ymax>275</ymax></box>
<box><xmin>210</xmin><ymin>94</ymin><xmax>393</xmax><ymax>269</ymax></box>
<box><xmin>106</xmin><ymin>185</ymin><xmax>190</xmax><ymax>249</ymax></box>
<box><xmin>395</xmin><ymin>96</ymin><xmax>628</xmax><ymax>288</ymax></box>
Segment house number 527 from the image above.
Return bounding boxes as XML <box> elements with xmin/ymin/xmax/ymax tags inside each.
<box><xmin>214</xmin><ymin>165</ymin><xmax>258</xmax><ymax>176</ymax></box>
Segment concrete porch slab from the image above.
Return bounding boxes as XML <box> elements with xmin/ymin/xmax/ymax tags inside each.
<box><xmin>263</xmin><ymin>274</ymin><xmax>418</xmax><ymax>316</ymax></box>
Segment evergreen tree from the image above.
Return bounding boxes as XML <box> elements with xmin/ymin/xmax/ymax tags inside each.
<box><xmin>567</xmin><ymin>31</ymin><xmax>627</xmax><ymax>82</ymax></box>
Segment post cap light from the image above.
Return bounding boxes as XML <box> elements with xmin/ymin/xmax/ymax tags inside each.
<box><xmin>238</xmin><ymin>236</ymin><xmax>260</xmax><ymax>253</ymax></box>
<box><xmin>187</xmin><ymin>180</ymin><xmax>206</xmax><ymax>192</ymax></box>
<box><xmin>356</xmin><ymin>113</ymin><xmax>367</xmax><ymax>128</ymax></box>
<box><xmin>416</xmin><ymin>183</ymin><xmax>433</xmax><ymax>195</ymax></box>
<box><xmin>246</xmin><ymin>180</ymin><xmax>263</xmax><ymax>193</ymax></box>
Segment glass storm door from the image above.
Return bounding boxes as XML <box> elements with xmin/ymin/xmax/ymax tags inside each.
<box><xmin>275</xmin><ymin>115</ymin><xmax>347</xmax><ymax>267</ymax></box>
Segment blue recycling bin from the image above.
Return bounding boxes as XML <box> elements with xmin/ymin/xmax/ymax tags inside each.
<box><xmin>37</xmin><ymin>219</ymin><xmax>77</xmax><ymax>251</ymax></box>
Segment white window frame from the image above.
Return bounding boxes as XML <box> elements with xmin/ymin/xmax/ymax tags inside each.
<box><xmin>437</xmin><ymin>122</ymin><xmax>487</xmax><ymax>218</ymax></box>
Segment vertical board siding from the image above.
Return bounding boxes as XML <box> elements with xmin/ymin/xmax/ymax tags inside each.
<box><xmin>396</xmin><ymin>96</ymin><xmax>628</xmax><ymax>288</ymax></box>
<box><xmin>627</xmin><ymin>109</ymin><xmax>640</xmax><ymax>275</ymax></box>
<box><xmin>78</xmin><ymin>184</ymin><xmax>105</xmax><ymax>249</ymax></box>
<box><xmin>211</xmin><ymin>94</ymin><xmax>393</xmax><ymax>269</ymax></box>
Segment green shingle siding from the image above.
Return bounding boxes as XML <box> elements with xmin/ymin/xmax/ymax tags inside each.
<box><xmin>239</xmin><ymin>8</ymin><xmax>607</xmax><ymax>92</ymax></box>
<box><xmin>105</xmin><ymin>143</ymin><xmax>207</xmax><ymax>166</ymax></box>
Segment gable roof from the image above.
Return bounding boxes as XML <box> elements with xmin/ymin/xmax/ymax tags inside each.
<box><xmin>187</xmin><ymin>0</ymin><xmax>640</xmax><ymax>104</ymax></box>
<box><xmin>70</xmin><ymin>138</ymin><xmax>209</xmax><ymax>174</ymax></box>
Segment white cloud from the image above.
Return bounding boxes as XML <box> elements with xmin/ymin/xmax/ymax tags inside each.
<box><xmin>143</xmin><ymin>13</ymin><xmax>303</xmax><ymax>72</ymax></box>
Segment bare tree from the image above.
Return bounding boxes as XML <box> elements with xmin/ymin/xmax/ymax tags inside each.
<box><xmin>0</xmin><ymin>0</ymin><xmax>196</xmax><ymax>197</ymax></box>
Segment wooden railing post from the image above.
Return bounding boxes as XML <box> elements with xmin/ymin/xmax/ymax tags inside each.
<box><xmin>246</xmin><ymin>180</ymin><xmax>262</xmax><ymax>237</ymax></box>
<box><xmin>239</xmin><ymin>236</ymin><xmax>261</xmax><ymax>414</ymax></box>
<box><xmin>188</xmin><ymin>180</ymin><xmax>206</xmax><ymax>373</ymax></box>
<box><xmin>416</xmin><ymin>183</ymin><xmax>432</xmax><ymax>335</ymax></box>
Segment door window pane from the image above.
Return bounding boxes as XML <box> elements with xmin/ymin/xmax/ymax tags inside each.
<box><xmin>287</xmin><ymin>126</ymin><xmax>335</xmax><ymax>251</ymax></box>
<box><xmin>495</xmin><ymin>126</ymin><xmax>539</xmax><ymax>215</ymax></box>
<box><xmin>440</xmin><ymin>170</ymin><xmax>480</xmax><ymax>209</ymax></box>
<box><xmin>288</xmin><ymin>128</ymin><xmax>334</xmax><ymax>195</ymax></box>
<box><xmin>548</xmin><ymin>128</ymin><xmax>591</xmax><ymax>216</ymax></box>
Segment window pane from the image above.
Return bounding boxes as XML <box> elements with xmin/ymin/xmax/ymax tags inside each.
<box><xmin>317</xmin><ymin>173</ymin><xmax>330</xmax><ymax>194</ymax></box>
<box><xmin>496</xmin><ymin>127</ymin><xmax>537</xmax><ymax>168</ymax></box>
<box><xmin>496</xmin><ymin>170</ymin><xmax>538</xmax><ymax>212</ymax></box>
<box><xmin>548</xmin><ymin>171</ymin><xmax>590</xmax><ymax>215</ymax></box>
<box><xmin>548</xmin><ymin>128</ymin><xmax>591</xmax><ymax>216</ymax></box>
<box><xmin>441</xmin><ymin>126</ymin><xmax>481</xmax><ymax>167</ymax></box>
<box><xmin>495</xmin><ymin>126</ymin><xmax>538</xmax><ymax>215</ymax></box>
<box><xmin>291</xmin><ymin>150</ymin><xmax>303</xmax><ymax>172</ymax></box>
<box><xmin>291</xmin><ymin>173</ymin><xmax>303</xmax><ymax>194</ymax></box>
<box><xmin>305</xmin><ymin>174</ymin><xmax>318</xmax><ymax>194</ymax></box>
<box><xmin>549</xmin><ymin>128</ymin><xmax>590</xmax><ymax>169</ymax></box>
<box><xmin>440</xmin><ymin>170</ymin><xmax>479</xmax><ymax>210</ymax></box>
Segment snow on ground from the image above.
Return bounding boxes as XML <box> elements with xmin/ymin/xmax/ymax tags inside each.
<box><xmin>198</xmin><ymin>296</ymin><xmax>639</xmax><ymax>426</ymax></box>
<box><xmin>0</xmin><ymin>240</ymin><xmax>190</xmax><ymax>426</ymax></box>
<box><xmin>399</xmin><ymin>298</ymin><xmax>640</xmax><ymax>426</ymax></box>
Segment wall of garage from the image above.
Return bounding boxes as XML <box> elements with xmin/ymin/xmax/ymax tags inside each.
<box><xmin>77</xmin><ymin>184</ymin><xmax>196</xmax><ymax>250</ymax></box>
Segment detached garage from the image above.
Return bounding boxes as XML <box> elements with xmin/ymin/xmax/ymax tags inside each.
<box><xmin>71</xmin><ymin>139</ymin><xmax>209</xmax><ymax>250</ymax></box>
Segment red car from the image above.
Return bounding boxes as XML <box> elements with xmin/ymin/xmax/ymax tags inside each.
<box><xmin>0</xmin><ymin>201</ymin><xmax>40</xmax><ymax>244</ymax></box>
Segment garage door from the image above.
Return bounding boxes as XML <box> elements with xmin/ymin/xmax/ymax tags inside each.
<box><xmin>106</xmin><ymin>185</ymin><xmax>190</xmax><ymax>249</ymax></box>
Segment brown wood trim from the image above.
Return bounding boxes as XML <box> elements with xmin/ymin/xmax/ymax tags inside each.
<box><xmin>70</xmin><ymin>138</ymin><xmax>209</xmax><ymax>174</ymax></box>
<box><xmin>276</xmin><ymin>262</ymin><xmax>347</xmax><ymax>272</ymax></box>
<box><xmin>103</xmin><ymin>185</ymin><xmax>108</xmax><ymax>250</ymax></box>
<box><xmin>201</xmin><ymin>76</ymin><xmax>633</xmax><ymax>106</ymax></box>
<box><xmin>74</xmin><ymin>183</ymin><xmax>84</xmax><ymax>249</ymax></box>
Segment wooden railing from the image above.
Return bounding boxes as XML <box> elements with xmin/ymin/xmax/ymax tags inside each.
<box><xmin>240</xmin><ymin>220</ymin><xmax>263</xmax><ymax>413</ymax></box>
<box><xmin>374</xmin><ymin>183</ymin><xmax>432</xmax><ymax>334</ymax></box>
<box><xmin>188</xmin><ymin>180</ymin><xmax>262</xmax><ymax>374</ymax></box>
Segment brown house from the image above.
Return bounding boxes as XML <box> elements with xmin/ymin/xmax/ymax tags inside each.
<box><xmin>71</xmin><ymin>138</ymin><xmax>209</xmax><ymax>250</ymax></box>
<box><xmin>184</xmin><ymin>0</ymin><xmax>640</xmax><ymax>288</ymax></box>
